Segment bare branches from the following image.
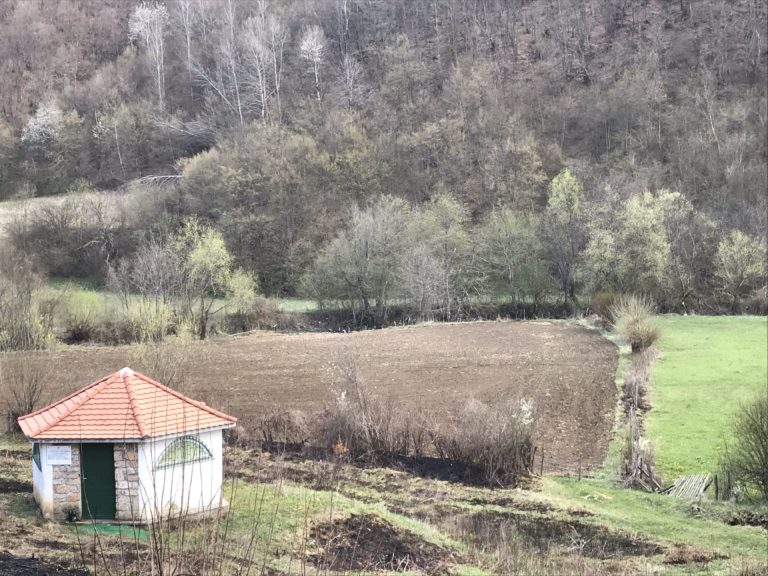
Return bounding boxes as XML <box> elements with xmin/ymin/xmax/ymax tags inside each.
<box><xmin>300</xmin><ymin>25</ymin><xmax>326</xmax><ymax>101</ymax></box>
<box><xmin>129</xmin><ymin>2</ymin><xmax>169</xmax><ymax>113</ymax></box>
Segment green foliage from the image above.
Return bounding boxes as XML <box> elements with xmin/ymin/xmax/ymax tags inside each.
<box><xmin>714</xmin><ymin>229</ymin><xmax>767</xmax><ymax>311</ymax></box>
<box><xmin>122</xmin><ymin>300</ymin><xmax>174</xmax><ymax>343</ymax></box>
<box><xmin>658</xmin><ymin>191</ymin><xmax>717</xmax><ymax>309</ymax></box>
<box><xmin>479</xmin><ymin>207</ymin><xmax>553</xmax><ymax>304</ymax></box>
<box><xmin>580</xmin><ymin>190</ymin><xmax>676</xmax><ymax>299</ymax></box>
<box><xmin>610</xmin><ymin>294</ymin><xmax>660</xmax><ymax>352</ymax></box>
<box><xmin>407</xmin><ymin>192</ymin><xmax>473</xmax><ymax>317</ymax></box>
<box><xmin>618</xmin><ymin>191</ymin><xmax>671</xmax><ymax>294</ymax></box>
<box><xmin>541</xmin><ymin>169</ymin><xmax>586</xmax><ymax>304</ymax></box>
<box><xmin>303</xmin><ymin>196</ymin><xmax>410</xmax><ymax>319</ymax></box>
<box><xmin>170</xmin><ymin>219</ymin><xmax>257</xmax><ymax>338</ymax></box>
<box><xmin>61</xmin><ymin>288</ymin><xmax>106</xmax><ymax>343</ymax></box>
<box><xmin>722</xmin><ymin>393</ymin><xmax>768</xmax><ymax>502</ymax></box>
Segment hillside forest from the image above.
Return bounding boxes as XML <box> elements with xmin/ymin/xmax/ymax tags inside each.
<box><xmin>0</xmin><ymin>0</ymin><xmax>766</xmax><ymax>345</ymax></box>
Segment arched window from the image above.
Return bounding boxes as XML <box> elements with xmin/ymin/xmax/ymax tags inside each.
<box><xmin>32</xmin><ymin>443</ymin><xmax>41</xmax><ymax>470</ymax></box>
<box><xmin>155</xmin><ymin>436</ymin><xmax>212</xmax><ymax>470</ymax></box>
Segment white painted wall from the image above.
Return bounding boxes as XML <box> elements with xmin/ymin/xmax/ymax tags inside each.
<box><xmin>31</xmin><ymin>443</ymin><xmax>53</xmax><ymax>518</ymax></box>
<box><xmin>136</xmin><ymin>429</ymin><xmax>225</xmax><ymax>522</ymax></box>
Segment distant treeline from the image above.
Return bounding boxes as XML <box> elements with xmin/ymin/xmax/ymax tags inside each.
<box><xmin>0</xmin><ymin>0</ymin><xmax>766</xmax><ymax>323</ymax></box>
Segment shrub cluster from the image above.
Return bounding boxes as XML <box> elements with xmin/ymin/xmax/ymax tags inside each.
<box><xmin>610</xmin><ymin>294</ymin><xmax>660</xmax><ymax>352</ymax></box>
<box><xmin>303</xmin><ymin>353</ymin><xmax>536</xmax><ymax>486</ymax></box>
<box><xmin>432</xmin><ymin>399</ymin><xmax>536</xmax><ymax>486</ymax></box>
<box><xmin>720</xmin><ymin>393</ymin><xmax>768</xmax><ymax>502</ymax></box>
<box><xmin>317</xmin><ymin>376</ymin><xmax>429</xmax><ymax>460</ymax></box>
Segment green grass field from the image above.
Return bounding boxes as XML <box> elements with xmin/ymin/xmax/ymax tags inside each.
<box><xmin>646</xmin><ymin>316</ymin><xmax>768</xmax><ymax>482</ymax></box>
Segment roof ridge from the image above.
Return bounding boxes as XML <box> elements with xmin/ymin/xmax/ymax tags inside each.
<box><xmin>135</xmin><ymin>371</ymin><xmax>237</xmax><ymax>424</ymax></box>
<box><xmin>122</xmin><ymin>371</ymin><xmax>147</xmax><ymax>438</ymax></box>
<box><xmin>29</xmin><ymin>377</ymin><xmax>112</xmax><ymax>436</ymax></box>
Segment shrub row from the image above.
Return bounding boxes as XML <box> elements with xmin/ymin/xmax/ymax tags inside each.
<box><xmin>229</xmin><ymin>363</ymin><xmax>536</xmax><ymax>487</ymax></box>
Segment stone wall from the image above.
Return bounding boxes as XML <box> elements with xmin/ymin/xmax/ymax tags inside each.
<box><xmin>114</xmin><ymin>443</ymin><xmax>140</xmax><ymax>520</ymax></box>
<box><xmin>51</xmin><ymin>444</ymin><xmax>80</xmax><ymax>521</ymax></box>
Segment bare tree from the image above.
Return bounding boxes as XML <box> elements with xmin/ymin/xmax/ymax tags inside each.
<box><xmin>174</xmin><ymin>0</ymin><xmax>196</xmax><ymax>99</ymax></box>
<box><xmin>300</xmin><ymin>25</ymin><xmax>326</xmax><ymax>101</ymax></box>
<box><xmin>129</xmin><ymin>2</ymin><xmax>170</xmax><ymax>113</ymax></box>
<box><xmin>224</xmin><ymin>0</ymin><xmax>244</xmax><ymax>126</ymax></box>
<box><xmin>1</xmin><ymin>354</ymin><xmax>52</xmax><ymax>431</ymax></box>
<box><xmin>242</xmin><ymin>15</ymin><xmax>271</xmax><ymax>119</ymax></box>
<box><xmin>401</xmin><ymin>244</ymin><xmax>443</xmax><ymax>320</ymax></box>
<box><xmin>334</xmin><ymin>54</ymin><xmax>368</xmax><ymax>109</ymax></box>
<box><xmin>266</xmin><ymin>9</ymin><xmax>288</xmax><ymax>120</ymax></box>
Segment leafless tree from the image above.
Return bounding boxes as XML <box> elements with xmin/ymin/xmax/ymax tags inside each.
<box><xmin>174</xmin><ymin>0</ymin><xmax>196</xmax><ymax>98</ymax></box>
<box><xmin>401</xmin><ymin>244</ymin><xmax>442</xmax><ymax>320</ymax></box>
<box><xmin>266</xmin><ymin>9</ymin><xmax>288</xmax><ymax>120</ymax></box>
<box><xmin>242</xmin><ymin>16</ymin><xmax>271</xmax><ymax>119</ymax></box>
<box><xmin>334</xmin><ymin>54</ymin><xmax>369</xmax><ymax>109</ymax></box>
<box><xmin>300</xmin><ymin>25</ymin><xmax>326</xmax><ymax>101</ymax></box>
<box><xmin>129</xmin><ymin>2</ymin><xmax>170</xmax><ymax>113</ymax></box>
<box><xmin>1</xmin><ymin>354</ymin><xmax>52</xmax><ymax>431</ymax></box>
<box><xmin>224</xmin><ymin>0</ymin><xmax>244</xmax><ymax>126</ymax></box>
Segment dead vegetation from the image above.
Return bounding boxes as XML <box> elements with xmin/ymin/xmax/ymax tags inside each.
<box><xmin>618</xmin><ymin>345</ymin><xmax>661</xmax><ymax>492</ymax></box>
<box><xmin>0</xmin><ymin>354</ymin><xmax>52</xmax><ymax>432</ymax></box>
<box><xmin>310</xmin><ymin>514</ymin><xmax>456</xmax><ymax>574</ymax></box>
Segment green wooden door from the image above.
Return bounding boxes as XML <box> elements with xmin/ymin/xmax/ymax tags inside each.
<box><xmin>80</xmin><ymin>444</ymin><xmax>116</xmax><ymax>520</ymax></box>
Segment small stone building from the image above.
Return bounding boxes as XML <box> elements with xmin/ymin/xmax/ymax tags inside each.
<box><xmin>18</xmin><ymin>367</ymin><xmax>236</xmax><ymax>522</ymax></box>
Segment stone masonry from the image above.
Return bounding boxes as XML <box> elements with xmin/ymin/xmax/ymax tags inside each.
<box><xmin>114</xmin><ymin>443</ymin><xmax>140</xmax><ymax>520</ymax></box>
<box><xmin>51</xmin><ymin>444</ymin><xmax>81</xmax><ymax>520</ymax></box>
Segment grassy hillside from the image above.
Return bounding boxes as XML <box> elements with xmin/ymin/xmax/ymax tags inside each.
<box><xmin>647</xmin><ymin>316</ymin><xmax>768</xmax><ymax>482</ymax></box>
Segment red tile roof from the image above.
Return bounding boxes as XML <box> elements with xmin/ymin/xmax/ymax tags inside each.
<box><xmin>18</xmin><ymin>368</ymin><xmax>236</xmax><ymax>441</ymax></box>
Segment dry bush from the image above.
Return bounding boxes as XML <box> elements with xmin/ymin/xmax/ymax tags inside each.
<box><xmin>620</xmin><ymin>347</ymin><xmax>658</xmax><ymax>415</ymax></box>
<box><xmin>432</xmin><ymin>398</ymin><xmax>536</xmax><ymax>486</ymax></box>
<box><xmin>610</xmin><ymin>294</ymin><xmax>660</xmax><ymax>352</ymax></box>
<box><xmin>1</xmin><ymin>354</ymin><xmax>52</xmax><ymax>432</ymax></box>
<box><xmin>222</xmin><ymin>296</ymin><xmax>297</xmax><ymax>333</ymax></box>
<box><xmin>746</xmin><ymin>286</ymin><xmax>768</xmax><ymax>315</ymax></box>
<box><xmin>129</xmin><ymin>337</ymin><xmax>196</xmax><ymax>392</ymax></box>
<box><xmin>259</xmin><ymin>408</ymin><xmax>310</xmax><ymax>446</ymax></box>
<box><xmin>590</xmin><ymin>291</ymin><xmax>618</xmax><ymax>322</ymax></box>
<box><xmin>316</xmin><ymin>350</ymin><xmax>424</xmax><ymax>460</ymax></box>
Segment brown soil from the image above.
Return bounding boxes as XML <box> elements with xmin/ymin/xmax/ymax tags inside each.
<box><xmin>2</xmin><ymin>321</ymin><xmax>618</xmax><ymax>473</ymax></box>
<box><xmin>309</xmin><ymin>513</ymin><xmax>456</xmax><ymax>574</ymax></box>
<box><xmin>0</xmin><ymin>553</ymin><xmax>88</xmax><ymax>576</ymax></box>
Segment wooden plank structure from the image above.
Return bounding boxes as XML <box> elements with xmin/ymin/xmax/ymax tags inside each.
<box><xmin>662</xmin><ymin>474</ymin><xmax>712</xmax><ymax>499</ymax></box>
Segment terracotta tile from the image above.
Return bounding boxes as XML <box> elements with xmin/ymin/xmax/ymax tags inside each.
<box><xmin>17</xmin><ymin>367</ymin><xmax>236</xmax><ymax>440</ymax></box>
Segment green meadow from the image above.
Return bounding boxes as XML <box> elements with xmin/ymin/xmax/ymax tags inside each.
<box><xmin>646</xmin><ymin>316</ymin><xmax>768</xmax><ymax>481</ymax></box>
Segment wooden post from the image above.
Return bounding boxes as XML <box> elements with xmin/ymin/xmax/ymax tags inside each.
<box><xmin>714</xmin><ymin>474</ymin><xmax>719</xmax><ymax>501</ymax></box>
<box><xmin>578</xmin><ymin>457</ymin><xmax>582</xmax><ymax>481</ymax></box>
<box><xmin>540</xmin><ymin>447</ymin><xmax>545</xmax><ymax>476</ymax></box>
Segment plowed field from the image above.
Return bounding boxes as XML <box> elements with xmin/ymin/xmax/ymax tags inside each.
<box><xmin>2</xmin><ymin>321</ymin><xmax>618</xmax><ymax>473</ymax></box>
